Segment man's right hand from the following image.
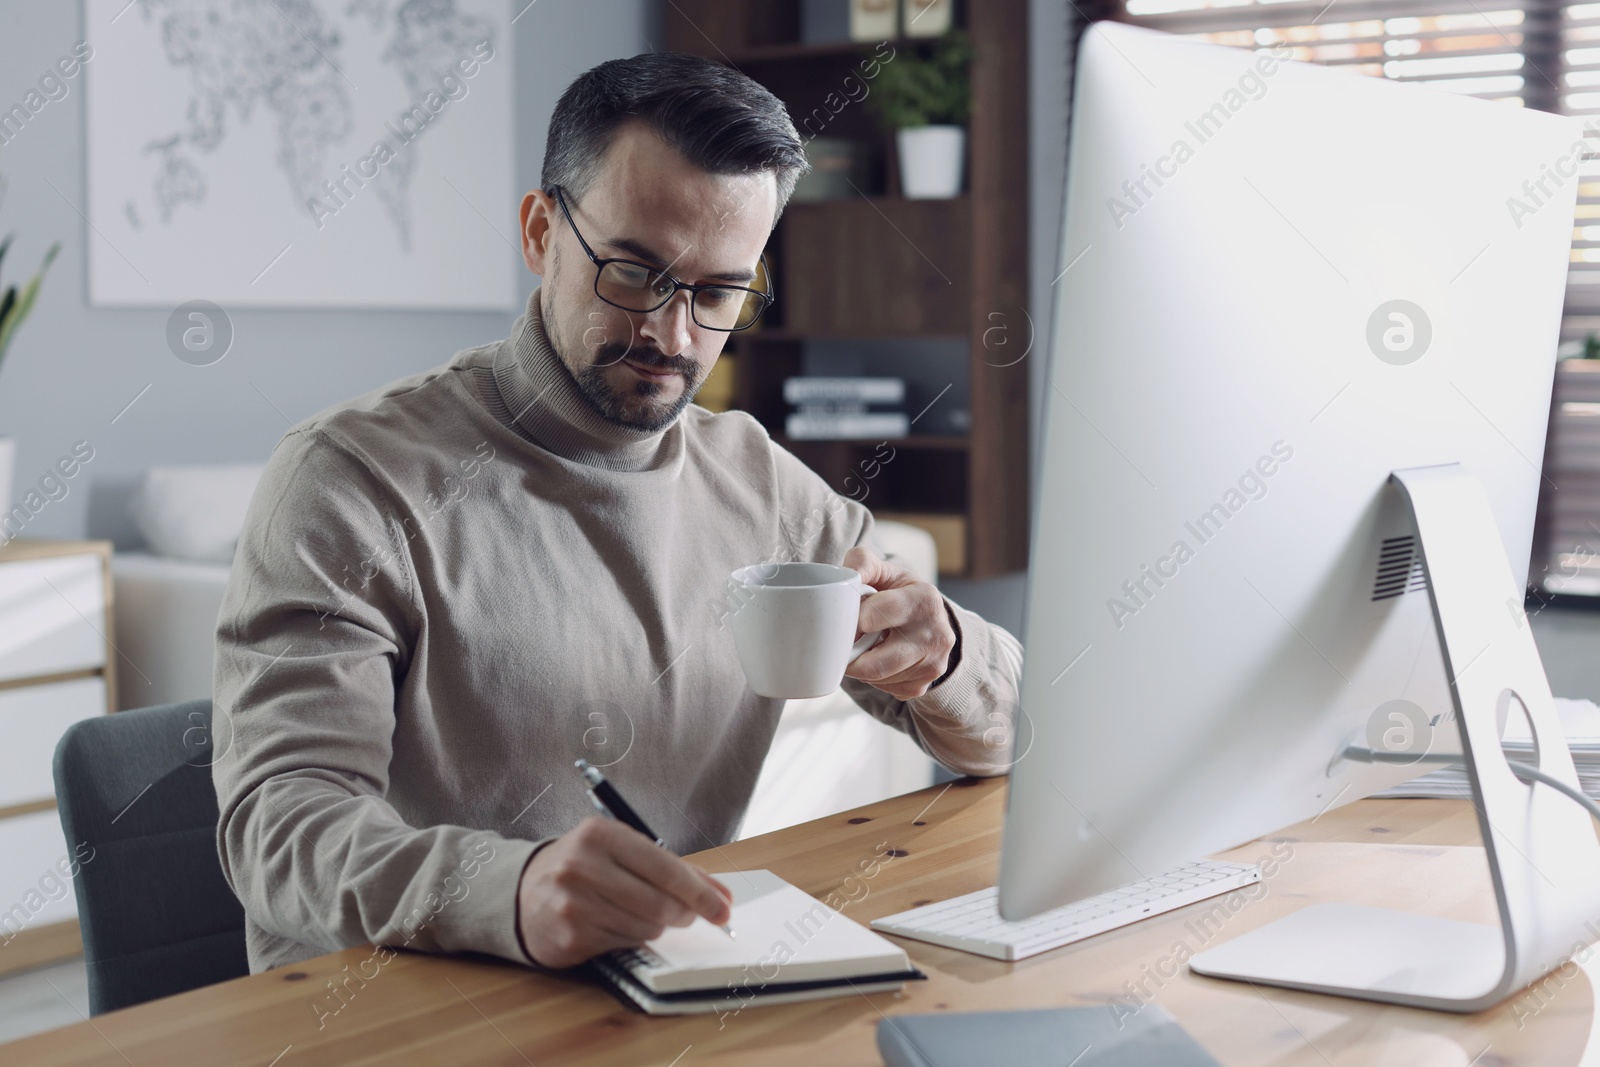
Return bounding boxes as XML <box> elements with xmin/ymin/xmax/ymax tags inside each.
<box><xmin>515</xmin><ymin>815</ymin><xmax>734</xmax><ymax>969</ymax></box>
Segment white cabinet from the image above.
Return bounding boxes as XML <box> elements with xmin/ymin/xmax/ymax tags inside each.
<box><xmin>0</xmin><ymin>554</ymin><xmax>107</xmax><ymax>684</ymax></box>
<box><xmin>0</xmin><ymin>676</ymin><xmax>108</xmax><ymax>809</ymax></box>
<box><xmin>0</xmin><ymin>539</ymin><xmax>115</xmax><ymax>974</ymax></box>
<box><xmin>0</xmin><ymin>810</ymin><xmax>85</xmax><ymax>933</ymax></box>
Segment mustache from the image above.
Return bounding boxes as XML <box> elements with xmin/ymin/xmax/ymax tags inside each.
<box><xmin>595</xmin><ymin>343</ymin><xmax>695</xmax><ymax>378</ymax></box>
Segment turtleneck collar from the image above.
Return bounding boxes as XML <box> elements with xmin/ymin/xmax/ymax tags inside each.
<box><xmin>491</xmin><ymin>287</ymin><xmax>680</xmax><ymax>471</ymax></box>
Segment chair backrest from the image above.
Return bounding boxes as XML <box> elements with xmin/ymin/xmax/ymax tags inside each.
<box><xmin>53</xmin><ymin>699</ymin><xmax>248</xmax><ymax>1014</ymax></box>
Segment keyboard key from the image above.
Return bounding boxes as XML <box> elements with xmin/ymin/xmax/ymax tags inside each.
<box><xmin>869</xmin><ymin>859</ymin><xmax>1263</xmax><ymax>962</ymax></box>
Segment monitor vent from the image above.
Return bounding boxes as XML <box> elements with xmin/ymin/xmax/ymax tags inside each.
<box><xmin>1372</xmin><ymin>535</ymin><xmax>1428</xmax><ymax>601</ymax></box>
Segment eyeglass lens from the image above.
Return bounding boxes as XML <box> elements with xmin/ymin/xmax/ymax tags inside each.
<box><xmin>596</xmin><ymin>261</ymin><xmax>766</xmax><ymax>330</ymax></box>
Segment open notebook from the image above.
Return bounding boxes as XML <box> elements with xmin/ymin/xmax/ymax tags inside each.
<box><xmin>588</xmin><ymin>869</ymin><xmax>925</xmax><ymax>1015</ymax></box>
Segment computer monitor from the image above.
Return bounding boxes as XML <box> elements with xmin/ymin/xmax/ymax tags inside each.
<box><xmin>999</xmin><ymin>21</ymin><xmax>1600</xmax><ymax>1011</ymax></box>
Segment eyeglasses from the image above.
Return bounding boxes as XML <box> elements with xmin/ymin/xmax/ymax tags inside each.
<box><xmin>548</xmin><ymin>184</ymin><xmax>774</xmax><ymax>332</ymax></box>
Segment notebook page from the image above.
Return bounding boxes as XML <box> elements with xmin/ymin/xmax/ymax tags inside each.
<box><xmin>615</xmin><ymin>869</ymin><xmax>909</xmax><ymax>994</ymax></box>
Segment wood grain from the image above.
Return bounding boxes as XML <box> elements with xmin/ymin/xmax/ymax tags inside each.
<box><xmin>964</xmin><ymin>0</ymin><xmax>1033</xmax><ymax>577</ymax></box>
<box><xmin>5</xmin><ymin>776</ymin><xmax>1591</xmax><ymax>1066</ymax></box>
<box><xmin>781</xmin><ymin>198</ymin><xmax>972</xmax><ymax>337</ymax></box>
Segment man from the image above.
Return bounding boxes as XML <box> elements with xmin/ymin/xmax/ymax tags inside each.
<box><xmin>213</xmin><ymin>51</ymin><xmax>1024</xmax><ymax>977</ymax></box>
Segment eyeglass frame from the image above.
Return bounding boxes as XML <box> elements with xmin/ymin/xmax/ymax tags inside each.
<box><xmin>547</xmin><ymin>184</ymin><xmax>775</xmax><ymax>332</ymax></box>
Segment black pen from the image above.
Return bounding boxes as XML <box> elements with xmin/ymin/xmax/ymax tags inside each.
<box><xmin>574</xmin><ymin>759</ymin><xmax>735</xmax><ymax>938</ymax></box>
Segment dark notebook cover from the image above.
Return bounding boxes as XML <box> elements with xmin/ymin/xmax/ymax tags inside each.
<box><xmin>878</xmin><ymin>1004</ymin><xmax>1222</xmax><ymax>1067</ymax></box>
<box><xmin>587</xmin><ymin>954</ymin><xmax>927</xmax><ymax>1015</ymax></box>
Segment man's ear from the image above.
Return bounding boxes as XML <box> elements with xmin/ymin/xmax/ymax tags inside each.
<box><xmin>520</xmin><ymin>189</ymin><xmax>554</xmax><ymax>275</ymax></box>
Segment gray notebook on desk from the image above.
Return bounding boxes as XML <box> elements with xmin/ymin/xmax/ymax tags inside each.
<box><xmin>877</xmin><ymin>1004</ymin><xmax>1221</xmax><ymax>1067</ymax></box>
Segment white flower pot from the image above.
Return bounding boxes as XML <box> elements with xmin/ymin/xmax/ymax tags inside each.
<box><xmin>0</xmin><ymin>437</ymin><xmax>14</xmax><ymax>519</ymax></box>
<box><xmin>897</xmin><ymin>125</ymin><xmax>966</xmax><ymax>199</ymax></box>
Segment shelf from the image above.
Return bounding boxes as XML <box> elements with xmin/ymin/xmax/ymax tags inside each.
<box><xmin>774</xmin><ymin>433</ymin><xmax>968</xmax><ymax>452</ymax></box>
<box><xmin>664</xmin><ymin>0</ymin><xmax>1030</xmax><ymax>578</ymax></box>
<box><xmin>775</xmin><ymin>435</ymin><xmax>969</xmax><ymax>515</ymax></box>
<box><xmin>735</xmin><ymin>328</ymin><xmax>969</xmax><ymax>345</ymax></box>
<box><xmin>787</xmin><ymin>192</ymin><xmax>960</xmax><ymax>211</ymax></box>
<box><xmin>786</xmin><ymin>192</ymin><xmax>970</xmax><ymax>215</ymax></box>
<box><xmin>727</xmin><ymin>36</ymin><xmax>943</xmax><ymax>65</ymax></box>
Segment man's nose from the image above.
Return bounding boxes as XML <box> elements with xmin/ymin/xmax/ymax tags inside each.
<box><xmin>638</xmin><ymin>289</ymin><xmax>694</xmax><ymax>357</ymax></box>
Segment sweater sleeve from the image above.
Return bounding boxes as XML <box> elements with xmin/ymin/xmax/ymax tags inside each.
<box><xmin>768</xmin><ymin>438</ymin><xmax>1024</xmax><ymax>777</ymax></box>
<box><xmin>212</xmin><ymin>427</ymin><xmax>547</xmax><ymax>970</ymax></box>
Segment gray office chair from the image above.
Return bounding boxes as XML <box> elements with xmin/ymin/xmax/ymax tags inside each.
<box><xmin>53</xmin><ymin>698</ymin><xmax>249</xmax><ymax>1014</ymax></box>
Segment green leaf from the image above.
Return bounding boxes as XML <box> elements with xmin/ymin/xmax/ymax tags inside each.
<box><xmin>866</xmin><ymin>31</ymin><xmax>972</xmax><ymax>130</ymax></box>
<box><xmin>0</xmin><ymin>241</ymin><xmax>60</xmax><ymax>370</ymax></box>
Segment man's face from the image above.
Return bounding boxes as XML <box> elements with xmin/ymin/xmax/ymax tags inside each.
<box><xmin>520</xmin><ymin>123</ymin><xmax>778</xmax><ymax>433</ymax></box>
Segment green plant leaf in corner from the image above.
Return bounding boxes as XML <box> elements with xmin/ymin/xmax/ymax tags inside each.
<box><xmin>867</xmin><ymin>30</ymin><xmax>973</xmax><ymax>130</ymax></box>
<box><xmin>0</xmin><ymin>241</ymin><xmax>59</xmax><ymax>371</ymax></box>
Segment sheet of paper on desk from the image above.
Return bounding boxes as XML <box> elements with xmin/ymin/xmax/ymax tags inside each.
<box><xmin>1373</xmin><ymin>697</ymin><xmax>1600</xmax><ymax>800</ymax></box>
<box><xmin>613</xmin><ymin>868</ymin><xmax>912</xmax><ymax>994</ymax></box>
<box><xmin>1502</xmin><ymin>697</ymin><xmax>1600</xmax><ymax>745</ymax></box>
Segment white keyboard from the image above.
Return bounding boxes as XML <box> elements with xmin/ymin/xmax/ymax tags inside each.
<box><xmin>870</xmin><ymin>860</ymin><xmax>1261</xmax><ymax>961</ymax></box>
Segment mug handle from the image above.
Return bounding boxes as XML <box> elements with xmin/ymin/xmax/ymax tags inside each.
<box><xmin>847</xmin><ymin>580</ymin><xmax>886</xmax><ymax>662</ymax></box>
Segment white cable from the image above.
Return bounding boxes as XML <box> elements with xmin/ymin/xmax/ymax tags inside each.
<box><xmin>1504</xmin><ymin>759</ymin><xmax>1600</xmax><ymax>824</ymax></box>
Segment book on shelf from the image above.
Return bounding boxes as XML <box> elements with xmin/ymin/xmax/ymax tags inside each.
<box><xmin>784</xmin><ymin>376</ymin><xmax>908</xmax><ymax>439</ymax></box>
<box><xmin>786</xmin><ymin>411</ymin><xmax>910</xmax><ymax>440</ymax></box>
<box><xmin>585</xmin><ymin>869</ymin><xmax>924</xmax><ymax>1016</ymax></box>
<box><xmin>783</xmin><ymin>376</ymin><xmax>906</xmax><ymax>406</ymax></box>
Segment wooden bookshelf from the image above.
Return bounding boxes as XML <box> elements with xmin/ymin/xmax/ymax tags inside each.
<box><xmin>665</xmin><ymin>0</ymin><xmax>1031</xmax><ymax>578</ymax></box>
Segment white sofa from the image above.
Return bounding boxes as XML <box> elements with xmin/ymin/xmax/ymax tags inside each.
<box><xmin>112</xmin><ymin>466</ymin><xmax>937</xmax><ymax>839</ymax></box>
<box><xmin>111</xmin><ymin>553</ymin><xmax>234</xmax><ymax>714</ymax></box>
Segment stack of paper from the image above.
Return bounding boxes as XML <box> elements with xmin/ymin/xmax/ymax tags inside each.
<box><xmin>1371</xmin><ymin>697</ymin><xmax>1600</xmax><ymax>800</ymax></box>
<box><xmin>588</xmin><ymin>869</ymin><xmax>924</xmax><ymax>1016</ymax></box>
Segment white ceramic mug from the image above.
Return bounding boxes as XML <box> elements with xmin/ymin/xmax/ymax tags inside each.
<box><xmin>725</xmin><ymin>562</ymin><xmax>887</xmax><ymax>699</ymax></box>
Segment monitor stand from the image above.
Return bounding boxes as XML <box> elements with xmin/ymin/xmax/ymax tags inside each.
<box><xmin>1188</xmin><ymin>463</ymin><xmax>1600</xmax><ymax>1013</ymax></box>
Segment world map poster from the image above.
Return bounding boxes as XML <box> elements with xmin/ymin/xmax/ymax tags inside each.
<box><xmin>85</xmin><ymin>0</ymin><xmax>517</xmax><ymax>309</ymax></box>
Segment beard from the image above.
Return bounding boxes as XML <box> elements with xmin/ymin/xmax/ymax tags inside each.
<box><xmin>571</xmin><ymin>341</ymin><xmax>702</xmax><ymax>433</ymax></box>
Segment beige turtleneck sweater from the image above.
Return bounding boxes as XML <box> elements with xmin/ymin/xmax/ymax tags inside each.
<box><xmin>212</xmin><ymin>287</ymin><xmax>1024</xmax><ymax>975</ymax></box>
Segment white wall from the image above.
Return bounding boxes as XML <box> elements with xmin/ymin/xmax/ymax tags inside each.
<box><xmin>0</xmin><ymin>0</ymin><xmax>657</xmax><ymax>548</ymax></box>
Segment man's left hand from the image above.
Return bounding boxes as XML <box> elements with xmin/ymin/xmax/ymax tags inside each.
<box><xmin>842</xmin><ymin>545</ymin><xmax>957</xmax><ymax>700</ymax></box>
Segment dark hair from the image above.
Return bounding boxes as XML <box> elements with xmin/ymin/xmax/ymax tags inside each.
<box><xmin>541</xmin><ymin>52</ymin><xmax>809</xmax><ymax>224</ymax></box>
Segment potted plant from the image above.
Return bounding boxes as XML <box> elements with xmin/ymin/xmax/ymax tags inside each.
<box><xmin>868</xmin><ymin>31</ymin><xmax>972</xmax><ymax>199</ymax></box>
<box><xmin>0</xmin><ymin>173</ymin><xmax>62</xmax><ymax>515</ymax></box>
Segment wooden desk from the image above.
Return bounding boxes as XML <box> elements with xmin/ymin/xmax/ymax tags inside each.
<box><xmin>8</xmin><ymin>777</ymin><xmax>1593</xmax><ymax>1066</ymax></box>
